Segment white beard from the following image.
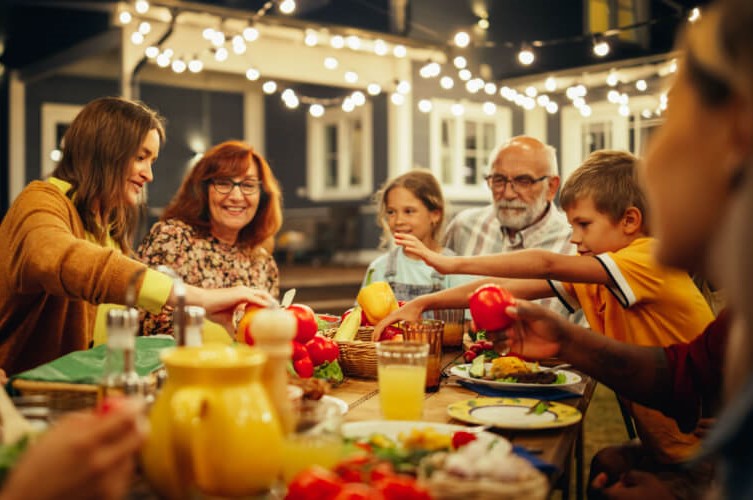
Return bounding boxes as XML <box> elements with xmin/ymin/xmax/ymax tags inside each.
<box><xmin>495</xmin><ymin>188</ymin><xmax>550</xmax><ymax>231</ymax></box>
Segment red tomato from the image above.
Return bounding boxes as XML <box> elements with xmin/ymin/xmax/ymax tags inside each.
<box><xmin>378</xmin><ymin>325</ymin><xmax>403</xmax><ymax>341</ymax></box>
<box><xmin>333</xmin><ymin>483</ymin><xmax>385</xmax><ymax>500</ymax></box>
<box><xmin>368</xmin><ymin>462</ymin><xmax>394</xmax><ymax>482</ymax></box>
<box><xmin>292</xmin><ymin>341</ymin><xmax>309</xmax><ymax>361</ymax></box>
<box><xmin>462</xmin><ymin>350</ymin><xmax>477</xmax><ymax>363</ymax></box>
<box><xmin>374</xmin><ymin>475</ymin><xmax>430</xmax><ymax>500</ymax></box>
<box><xmin>285</xmin><ymin>466</ymin><xmax>344</xmax><ymax>500</ymax></box>
<box><xmin>451</xmin><ymin>431</ymin><xmax>478</xmax><ymax>449</ymax></box>
<box><xmin>468</xmin><ymin>284</ymin><xmax>515</xmax><ymax>331</ymax></box>
<box><xmin>236</xmin><ymin>304</ymin><xmax>264</xmax><ymax>345</ymax></box>
<box><xmin>289</xmin><ymin>303</ymin><xmax>319</xmax><ymax>344</ymax></box>
<box><xmin>306</xmin><ymin>334</ymin><xmax>330</xmax><ymax>366</ymax></box>
<box><xmin>293</xmin><ymin>355</ymin><xmax>314</xmax><ymax>378</ymax></box>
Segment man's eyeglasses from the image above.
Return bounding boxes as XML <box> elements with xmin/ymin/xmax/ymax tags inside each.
<box><xmin>211</xmin><ymin>179</ymin><xmax>262</xmax><ymax>195</ymax></box>
<box><xmin>484</xmin><ymin>174</ymin><xmax>549</xmax><ymax>192</ymax></box>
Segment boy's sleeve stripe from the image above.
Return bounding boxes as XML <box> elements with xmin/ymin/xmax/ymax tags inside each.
<box><xmin>548</xmin><ymin>280</ymin><xmax>579</xmax><ymax>313</ymax></box>
<box><xmin>595</xmin><ymin>254</ymin><xmax>636</xmax><ymax>308</ymax></box>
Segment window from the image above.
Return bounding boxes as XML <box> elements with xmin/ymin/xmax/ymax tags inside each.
<box><xmin>429</xmin><ymin>100</ymin><xmax>511</xmax><ymax>201</ymax></box>
<box><xmin>587</xmin><ymin>0</ymin><xmax>648</xmax><ymax>45</ymax></box>
<box><xmin>307</xmin><ymin>103</ymin><xmax>372</xmax><ymax>201</ymax></box>
<box><xmin>41</xmin><ymin>103</ymin><xmax>82</xmax><ymax>178</ymax></box>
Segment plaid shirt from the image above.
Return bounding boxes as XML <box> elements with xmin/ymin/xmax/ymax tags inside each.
<box><xmin>443</xmin><ymin>203</ymin><xmax>580</xmax><ymax>320</ymax></box>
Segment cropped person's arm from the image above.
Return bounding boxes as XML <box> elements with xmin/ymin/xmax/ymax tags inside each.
<box><xmin>503</xmin><ymin>300</ymin><xmax>679</xmax><ymax>416</ymax></box>
<box><xmin>396</xmin><ymin>233</ymin><xmax>611</xmax><ymax>285</ymax></box>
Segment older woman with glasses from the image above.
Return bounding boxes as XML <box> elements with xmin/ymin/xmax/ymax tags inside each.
<box><xmin>137</xmin><ymin>140</ymin><xmax>283</xmax><ymax>339</ymax></box>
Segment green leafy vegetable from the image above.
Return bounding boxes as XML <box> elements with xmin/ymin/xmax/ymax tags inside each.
<box><xmin>313</xmin><ymin>359</ymin><xmax>344</xmax><ymax>385</ymax></box>
<box><xmin>0</xmin><ymin>435</ymin><xmax>30</xmax><ymax>485</ymax></box>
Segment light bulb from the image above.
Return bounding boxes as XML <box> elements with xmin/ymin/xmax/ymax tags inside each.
<box><xmin>545</xmin><ymin>76</ymin><xmax>557</xmax><ymax>92</ymax></box>
<box><xmin>367</xmin><ymin>83</ymin><xmax>381</xmax><ymax>96</ymax></box>
<box><xmin>188</xmin><ymin>58</ymin><xmax>203</xmax><ymax>73</ymax></box>
<box><xmin>263</xmin><ymin>81</ymin><xmax>277</xmax><ymax>94</ymax></box>
<box><xmin>279</xmin><ymin>0</ymin><xmax>296</xmax><ymax>14</ymax></box>
<box><xmin>453</xmin><ymin>56</ymin><xmax>467</xmax><ymax>69</ymax></box>
<box><xmin>454</xmin><ymin>31</ymin><xmax>470</xmax><ymax>48</ymax></box>
<box><xmin>245</xmin><ymin>67</ymin><xmax>260</xmax><ymax>80</ymax></box>
<box><xmin>593</xmin><ymin>38</ymin><xmax>610</xmax><ymax>57</ymax></box>
<box><xmin>309</xmin><ymin>104</ymin><xmax>324</xmax><ymax>117</ymax></box>
<box><xmin>418</xmin><ymin>99</ymin><xmax>432</xmax><ymax>113</ymax></box>
<box><xmin>518</xmin><ymin>45</ymin><xmax>534</xmax><ymax>65</ymax></box>
<box><xmin>440</xmin><ymin>76</ymin><xmax>454</xmax><ymax>89</ymax></box>
<box><xmin>374</xmin><ymin>39</ymin><xmax>388</xmax><ymax>56</ymax></box>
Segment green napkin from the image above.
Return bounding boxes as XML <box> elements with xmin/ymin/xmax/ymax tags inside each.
<box><xmin>13</xmin><ymin>336</ymin><xmax>176</xmax><ymax>385</ymax></box>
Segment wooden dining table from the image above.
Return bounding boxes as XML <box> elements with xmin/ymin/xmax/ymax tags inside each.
<box><xmin>329</xmin><ymin>349</ymin><xmax>597</xmax><ymax>499</ymax></box>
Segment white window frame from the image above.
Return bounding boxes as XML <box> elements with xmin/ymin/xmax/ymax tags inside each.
<box><xmin>561</xmin><ymin>101</ymin><xmax>629</xmax><ymax>181</ymax></box>
<box><xmin>306</xmin><ymin>102</ymin><xmax>373</xmax><ymax>201</ymax></box>
<box><xmin>561</xmin><ymin>94</ymin><xmax>665</xmax><ymax>181</ymax></box>
<box><xmin>428</xmin><ymin>99</ymin><xmax>511</xmax><ymax>202</ymax></box>
<box><xmin>41</xmin><ymin>103</ymin><xmax>82</xmax><ymax>178</ymax></box>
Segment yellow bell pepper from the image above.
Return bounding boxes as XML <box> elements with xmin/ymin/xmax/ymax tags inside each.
<box><xmin>356</xmin><ymin>281</ymin><xmax>399</xmax><ymax>325</ymax></box>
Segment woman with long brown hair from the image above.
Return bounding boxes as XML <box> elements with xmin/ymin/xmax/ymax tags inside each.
<box><xmin>0</xmin><ymin>97</ymin><xmax>276</xmax><ymax>375</ymax></box>
<box><xmin>137</xmin><ymin>140</ymin><xmax>283</xmax><ymax>338</ymax></box>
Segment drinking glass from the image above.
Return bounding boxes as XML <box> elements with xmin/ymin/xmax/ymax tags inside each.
<box><xmin>403</xmin><ymin>319</ymin><xmax>444</xmax><ymax>392</ymax></box>
<box><xmin>432</xmin><ymin>309</ymin><xmax>467</xmax><ymax>348</ymax></box>
<box><xmin>280</xmin><ymin>397</ymin><xmax>344</xmax><ymax>484</ymax></box>
<box><xmin>376</xmin><ymin>341</ymin><xmax>429</xmax><ymax>420</ymax></box>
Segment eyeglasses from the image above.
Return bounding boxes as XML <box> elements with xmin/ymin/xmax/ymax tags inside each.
<box><xmin>484</xmin><ymin>174</ymin><xmax>549</xmax><ymax>192</ymax></box>
<box><xmin>211</xmin><ymin>178</ymin><xmax>262</xmax><ymax>195</ymax></box>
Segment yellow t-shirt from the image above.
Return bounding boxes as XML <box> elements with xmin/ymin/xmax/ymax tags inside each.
<box><xmin>549</xmin><ymin>237</ymin><xmax>714</xmax><ymax>463</ymax></box>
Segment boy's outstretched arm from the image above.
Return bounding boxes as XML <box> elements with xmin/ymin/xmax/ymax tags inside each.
<box><xmin>395</xmin><ymin>233</ymin><xmax>611</xmax><ymax>285</ymax></box>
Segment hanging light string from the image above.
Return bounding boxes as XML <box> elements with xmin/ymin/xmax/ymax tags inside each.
<box><xmin>120</xmin><ymin>0</ymin><xmax>701</xmax><ymax>118</ymax></box>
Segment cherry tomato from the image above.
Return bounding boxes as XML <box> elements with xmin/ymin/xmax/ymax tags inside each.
<box><xmin>451</xmin><ymin>431</ymin><xmax>478</xmax><ymax>449</ymax></box>
<box><xmin>468</xmin><ymin>284</ymin><xmax>515</xmax><ymax>331</ymax></box>
<box><xmin>289</xmin><ymin>303</ymin><xmax>319</xmax><ymax>344</ymax></box>
<box><xmin>369</xmin><ymin>462</ymin><xmax>395</xmax><ymax>482</ymax></box>
<box><xmin>333</xmin><ymin>483</ymin><xmax>385</xmax><ymax>500</ymax></box>
<box><xmin>291</xmin><ymin>341</ymin><xmax>309</xmax><ymax>361</ymax></box>
<box><xmin>306</xmin><ymin>335</ymin><xmax>339</xmax><ymax>365</ymax></box>
<box><xmin>293</xmin><ymin>355</ymin><xmax>314</xmax><ymax>378</ymax></box>
<box><xmin>285</xmin><ymin>466</ymin><xmax>344</xmax><ymax>500</ymax></box>
<box><xmin>374</xmin><ymin>475</ymin><xmax>431</xmax><ymax>500</ymax></box>
<box><xmin>378</xmin><ymin>325</ymin><xmax>403</xmax><ymax>341</ymax></box>
<box><xmin>463</xmin><ymin>350</ymin><xmax>477</xmax><ymax>363</ymax></box>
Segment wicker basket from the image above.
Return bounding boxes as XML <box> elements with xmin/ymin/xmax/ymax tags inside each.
<box><xmin>11</xmin><ymin>379</ymin><xmax>99</xmax><ymax>412</ymax></box>
<box><xmin>11</xmin><ymin>370</ymin><xmax>162</xmax><ymax>413</ymax></box>
<box><xmin>322</xmin><ymin>327</ymin><xmax>377</xmax><ymax>379</ymax></box>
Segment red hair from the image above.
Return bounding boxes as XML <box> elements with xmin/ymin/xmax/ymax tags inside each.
<box><xmin>162</xmin><ymin>141</ymin><xmax>282</xmax><ymax>249</ymax></box>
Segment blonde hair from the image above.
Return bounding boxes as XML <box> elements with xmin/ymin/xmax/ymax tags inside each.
<box><xmin>560</xmin><ymin>150</ymin><xmax>648</xmax><ymax>232</ymax></box>
<box><xmin>374</xmin><ymin>169</ymin><xmax>445</xmax><ymax>249</ymax></box>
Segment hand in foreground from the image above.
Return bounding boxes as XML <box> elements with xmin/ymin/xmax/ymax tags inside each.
<box><xmin>0</xmin><ymin>398</ymin><xmax>147</xmax><ymax>500</ymax></box>
<box><xmin>590</xmin><ymin>471</ymin><xmax>676</xmax><ymax>500</ymax></box>
<box><xmin>371</xmin><ymin>300</ymin><xmax>424</xmax><ymax>341</ymax></box>
<box><xmin>192</xmin><ymin>286</ymin><xmax>278</xmax><ymax>332</ymax></box>
<box><xmin>491</xmin><ymin>299</ymin><xmax>569</xmax><ymax>360</ymax></box>
<box><xmin>393</xmin><ymin>234</ymin><xmax>455</xmax><ymax>274</ymax></box>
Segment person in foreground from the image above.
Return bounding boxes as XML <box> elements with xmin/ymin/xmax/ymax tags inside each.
<box><xmin>0</xmin><ymin>398</ymin><xmax>146</xmax><ymax>500</ymax></box>
<box><xmin>360</xmin><ymin>169</ymin><xmax>473</xmax><ymax>301</ymax></box>
<box><xmin>137</xmin><ymin>140</ymin><xmax>283</xmax><ymax>339</ymax></box>
<box><xmin>0</xmin><ymin>97</ymin><xmax>275</xmax><ymax>376</ymax></box>
<box><xmin>384</xmin><ymin>150</ymin><xmax>713</xmax><ymax>470</ymax></box>
<box><xmin>476</xmin><ymin>0</ymin><xmax>753</xmax><ymax>496</ymax></box>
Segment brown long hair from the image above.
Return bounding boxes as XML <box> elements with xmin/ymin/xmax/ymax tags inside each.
<box><xmin>162</xmin><ymin>141</ymin><xmax>283</xmax><ymax>250</ymax></box>
<box><xmin>51</xmin><ymin>97</ymin><xmax>166</xmax><ymax>253</ymax></box>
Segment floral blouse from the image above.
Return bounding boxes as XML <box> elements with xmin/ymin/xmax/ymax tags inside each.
<box><xmin>136</xmin><ymin>218</ymin><xmax>279</xmax><ymax>336</ymax></box>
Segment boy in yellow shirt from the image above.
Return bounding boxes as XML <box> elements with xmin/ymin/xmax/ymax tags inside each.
<box><xmin>387</xmin><ymin>150</ymin><xmax>714</xmax><ymax>468</ymax></box>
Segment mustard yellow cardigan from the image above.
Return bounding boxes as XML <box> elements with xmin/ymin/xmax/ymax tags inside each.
<box><xmin>0</xmin><ymin>179</ymin><xmax>171</xmax><ymax>375</ymax></box>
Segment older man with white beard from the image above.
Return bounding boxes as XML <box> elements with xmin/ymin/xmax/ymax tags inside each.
<box><xmin>444</xmin><ymin>135</ymin><xmax>577</xmax><ymax>318</ymax></box>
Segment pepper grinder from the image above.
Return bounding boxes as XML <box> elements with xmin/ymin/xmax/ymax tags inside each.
<box><xmin>252</xmin><ymin>308</ymin><xmax>297</xmax><ymax>434</ymax></box>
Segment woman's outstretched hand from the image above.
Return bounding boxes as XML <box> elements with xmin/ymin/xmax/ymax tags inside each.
<box><xmin>188</xmin><ymin>285</ymin><xmax>279</xmax><ymax>332</ymax></box>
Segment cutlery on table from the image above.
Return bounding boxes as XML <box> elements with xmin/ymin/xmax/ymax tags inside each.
<box><xmin>280</xmin><ymin>288</ymin><xmax>296</xmax><ymax>308</ymax></box>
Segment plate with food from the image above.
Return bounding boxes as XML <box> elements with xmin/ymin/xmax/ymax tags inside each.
<box><xmin>342</xmin><ymin>420</ymin><xmax>508</xmax><ymax>475</ymax></box>
<box><xmin>447</xmin><ymin>397</ymin><xmax>583</xmax><ymax>430</ymax></box>
<box><xmin>449</xmin><ymin>356</ymin><xmax>582</xmax><ymax>391</ymax></box>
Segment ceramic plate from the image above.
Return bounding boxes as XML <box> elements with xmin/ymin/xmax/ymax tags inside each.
<box><xmin>447</xmin><ymin>397</ymin><xmax>582</xmax><ymax>430</ymax></box>
<box><xmin>342</xmin><ymin>420</ymin><xmax>505</xmax><ymax>449</ymax></box>
<box><xmin>322</xmin><ymin>395</ymin><xmax>349</xmax><ymax>415</ymax></box>
<box><xmin>449</xmin><ymin>362</ymin><xmax>582</xmax><ymax>391</ymax></box>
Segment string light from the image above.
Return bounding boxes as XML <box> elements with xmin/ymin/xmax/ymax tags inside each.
<box><xmin>453</xmin><ymin>31</ymin><xmax>470</xmax><ymax>48</ymax></box>
<box><xmin>517</xmin><ymin>44</ymin><xmax>535</xmax><ymax>66</ymax></box>
<box><xmin>278</xmin><ymin>0</ymin><xmax>296</xmax><ymax>15</ymax></box>
<box><xmin>592</xmin><ymin>35</ymin><xmax>610</xmax><ymax>57</ymax></box>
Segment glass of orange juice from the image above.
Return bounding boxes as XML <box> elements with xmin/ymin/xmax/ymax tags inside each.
<box><xmin>376</xmin><ymin>341</ymin><xmax>429</xmax><ymax>420</ymax></box>
<box><xmin>432</xmin><ymin>309</ymin><xmax>467</xmax><ymax>348</ymax></box>
<box><xmin>281</xmin><ymin>398</ymin><xmax>344</xmax><ymax>483</ymax></box>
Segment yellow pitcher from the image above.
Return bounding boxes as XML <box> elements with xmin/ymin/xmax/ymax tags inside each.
<box><xmin>141</xmin><ymin>343</ymin><xmax>283</xmax><ymax>499</ymax></box>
